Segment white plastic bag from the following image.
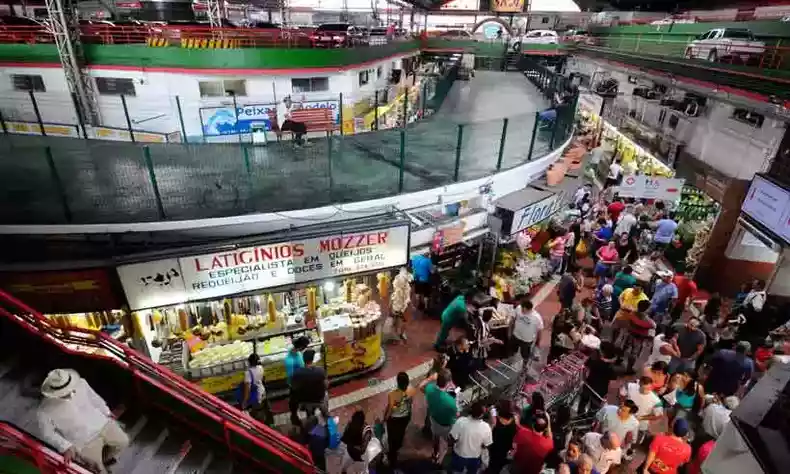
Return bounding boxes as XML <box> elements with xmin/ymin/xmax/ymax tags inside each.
<box><xmin>365</xmin><ymin>437</ymin><xmax>383</xmax><ymax>462</ymax></box>
<box><xmin>382</xmin><ymin>317</ymin><xmax>394</xmax><ymax>338</ymax></box>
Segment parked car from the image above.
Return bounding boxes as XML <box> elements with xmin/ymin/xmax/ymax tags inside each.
<box><xmin>511</xmin><ymin>29</ymin><xmax>558</xmax><ymax>51</ymax></box>
<box><xmin>684</xmin><ymin>28</ymin><xmax>765</xmax><ymax>62</ymax></box>
<box><xmin>369</xmin><ymin>26</ymin><xmax>389</xmax><ymax>45</ymax></box>
<box><xmin>650</xmin><ymin>15</ymin><xmax>697</xmax><ymax>25</ymax></box>
<box><xmin>563</xmin><ymin>28</ymin><xmax>590</xmax><ymax>44</ymax></box>
<box><xmin>311</xmin><ymin>23</ymin><xmax>366</xmax><ymax>47</ymax></box>
<box><xmin>438</xmin><ymin>29</ymin><xmax>474</xmax><ymax>40</ymax></box>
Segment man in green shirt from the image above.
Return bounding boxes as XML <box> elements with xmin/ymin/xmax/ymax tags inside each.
<box><xmin>420</xmin><ymin>370</ymin><xmax>458</xmax><ymax>465</ymax></box>
<box><xmin>434</xmin><ymin>293</ymin><xmax>469</xmax><ymax>350</ymax></box>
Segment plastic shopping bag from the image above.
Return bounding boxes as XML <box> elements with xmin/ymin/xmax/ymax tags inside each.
<box><xmin>365</xmin><ymin>437</ymin><xmax>383</xmax><ymax>462</ymax></box>
<box><xmin>382</xmin><ymin>316</ymin><xmax>394</xmax><ymax>339</ymax></box>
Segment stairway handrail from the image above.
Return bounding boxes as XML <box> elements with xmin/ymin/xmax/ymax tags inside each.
<box><xmin>0</xmin><ymin>289</ymin><xmax>315</xmax><ymax>473</ymax></box>
<box><xmin>0</xmin><ymin>420</ymin><xmax>91</xmax><ymax>473</ymax></box>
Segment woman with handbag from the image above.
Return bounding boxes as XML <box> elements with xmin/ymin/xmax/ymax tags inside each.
<box><xmin>238</xmin><ymin>353</ymin><xmax>273</xmax><ymax>425</ymax></box>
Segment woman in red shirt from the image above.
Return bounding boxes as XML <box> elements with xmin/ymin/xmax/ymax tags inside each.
<box><xmin>594</xmin><ymin>240</ymin><xmax>620</xmax><ymax>285</ymax></box>
<box><xmin>641</xmin><ymin>419</ymin><xmax>692</xmax><ymax>474</ymax></box>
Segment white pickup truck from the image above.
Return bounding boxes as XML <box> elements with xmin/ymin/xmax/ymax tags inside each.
<box><xmin>684</xmin><ymin>28</ymin><xmax>765</xmax><ymax>63</ymax></box>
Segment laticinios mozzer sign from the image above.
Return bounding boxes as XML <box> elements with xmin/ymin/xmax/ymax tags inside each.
<box><xmin>117</xmin><ymin>224</ymin><xmax>410</xmax><ymax>310</ymax></box>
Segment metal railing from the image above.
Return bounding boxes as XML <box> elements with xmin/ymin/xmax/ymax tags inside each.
<box><xmin>0</xmin><ymin>68</ymin><xmax>576</xmax><ymax>225</ymax></box>
<box><xmin>0</xmin><ymin>289</ymin><xmax>316</xmax><ymax>473</ymax></box>
<box><xmin>584</xmin><ymin>35</ymin><xmax>790</xmax><ymax>74</ymax></box>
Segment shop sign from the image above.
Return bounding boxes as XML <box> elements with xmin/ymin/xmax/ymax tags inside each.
<box><xmin>616</xmin><ymin>176</ymin><xmax>685</xmax><ymax>201</ymax></box>
<box><xmin>117</xmin><ymin>225</ymin><xmax>410</xmax><ymax>310</ymax></box>
<box><xmin>200</xmin><ymin>104</ymin><xmax>277</xmax><ymax>136</ymax></box>
<box><xmin>6</xmin><ymin>121</ymin><xmax>81</xmax><ymax>138</ymax></box>
<box><xmin>511</xmin><ymin>192</ymin><xmax>564</xmax><ymax>235</ymax></box>
<box><xmin>0</xmin><ymin>268</ymin><xmax>121</xmax><ymax>314</ymax></box>
<box><xmin>89</xmin><ymin>127</ymin><xmax>168</xmax><ymax>143</ymax></box>
<box><xmin>491</xmin><ymin>0</ymin><xmax>524</xmax><ymax>12</ymax></box>
<box><xmin>441</xmin><ymin>0</ymin><xmax>479</xmax><ymax>9</ymax></box>
<box><xmin>741</xmin><ymin>174</ymin><xmax>790</xmax><ymax>244</ymax></box>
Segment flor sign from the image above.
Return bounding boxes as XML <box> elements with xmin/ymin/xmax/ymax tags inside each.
<box><xmin>616</xmin><ymin>176</ymin><xmax>685</xmax><ymax>201</ymax></box>
<box><xmin>117</xmin><ymin>224</ymin><xmax>410</xmax><ymax>310</ymax></box>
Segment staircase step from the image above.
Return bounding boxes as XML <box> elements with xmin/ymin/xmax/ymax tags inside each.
<box><xmin>0</xmin><ymin>355</ymin><xmax>19</xmax><ymax>380</ymax></box>
<box><xmin>129</xmin><ymin>429</ymin><xmax>188</xmax><ymax>474</ymax></box>
<box><xmin>173</xmin><ymin>445</ymin><xmax>213</xmax><ymax>474</ymax></box>
<box><xmin>113</xmin><ymin>419</ymin><xmax>168</xmax><ymax>474</ymax></box>
<box><xmin>203</xmin><ymin>453</ymin><xmax>234</xmax><ymax>474</ymax></box>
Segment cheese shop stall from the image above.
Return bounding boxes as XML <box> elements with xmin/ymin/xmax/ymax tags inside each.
<box><xmin>115</xmin><ymin>217</ymin><xmax>411</xmax><ymax>399</ymax></box>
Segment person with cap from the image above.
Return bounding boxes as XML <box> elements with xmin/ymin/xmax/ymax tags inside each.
<box><xmin>701</xmin><ymin>394</ymin><xmax>738</xmax><ymax>441</ymax></box>
<box><xmin>640</xmin><ymin>418</ymin><xmax>691</xmax><ymax>474</ymax></box>
<box><xmin>37</xmin><ymin>369</ymin><xmax>129</xmax><ymax>473</ymax></box>
<box><xmin>669</xmin><ymin>318</ymin><xmax>706</xmax><ymax>374</ymax></box>
<box><xmin>704</xmin><ymin>341</ymin><xmax>754</xmax><ymax>397</ymax></box>
<box><xmin>582</xmin><ymin>431</ymin><xmax>622</xmax><ymax>474</ymax></box>
<box><xmin>650</xmin><ymin>270</ymin><xmax>678</xmax><ymax>329</ymax></box>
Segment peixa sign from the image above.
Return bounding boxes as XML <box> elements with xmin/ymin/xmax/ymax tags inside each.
<box><xmin>117</xmin><ymin>224</ymin><xmax>410</xmax><ymax>310</ymax></box>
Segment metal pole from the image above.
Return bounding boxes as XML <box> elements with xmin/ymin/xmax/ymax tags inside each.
<box><xmin>242</xmin><ymin>146</ymin><xmax>251</xmax><ymax>176</ymax></box>
<box><xmin>398</xmin><ymin>129</ymin><xmax>405</xmax><ymax>192</ymax></box>
<box><xmin>549</xmin><ymin>112</ymin><xmax>559</xmax><ymax>149</ymax></box>
<box><xmin>121</xmin><ymin>94</ymin><xmax>135</xmax><ymax>143</ymax></box>
<box><xmin>231</xmin><ymin>92</ymin><xmax>241</xmax><ymax>144</ymax></box>
<box><xmin>527</xmin><ymin>111</ymin><xmax>540</xmax><ymax>160</ymax></box>
<box><xmin>29</xmin><ymin>91</ymin><xmax>45</xmax><ymax>137</ymax></box>
<box><xmin>373</xmin><ymin>91</ymin><xmax>379</xmax><ymax>131</ymax></box>
<box><xmin>0</xmin><ymin>109</ymin><xmax>6</xmax><ymax>134</ymax></box>
<box><xmin>402</xmin><ymin>86</ymin><xmax>408</xmax><ymax>127</ymax></box>
<box><xmin>421</xmin><ymin>81</ymin><xmax>427</xmax><ymax>118</ymax></box>
<box><xmin>454</xmin><ymin>124</ymin><xmax>464</xmax><ymax>182</ymax></box>
<box><xmin>143</xmin><ymin>146</ymin><xmax>166</xmax><ymax>219</ymax></box>
<box><xmin>70</xmin><ymin>91</ymin><xmax>88</xmax><ymax>139</ymax></box>
<box><xmin>175</xmin><ymin>95</ymin><xmax>188</xmax><ymax>144</ymax></box>
<box><xmin>327</xmin><ymin>133</ymin><xmax>333</xmax><ymax>198</ymax></box>
<box><xmin>44</xmin><ymin>146</ymin><xmax>71</xmax><ymax>222</ymax></box>
<box><xmin>496</xmin><ymin>118</ymin><xmax>509</xmax><ymax>171</ymax></box>
<box><xmin>339</xmin><ymin>92</ymin><xmax>344</xmax><ymax>136</ymax></box>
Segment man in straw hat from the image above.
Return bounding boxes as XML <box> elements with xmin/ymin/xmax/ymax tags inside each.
<box><xmin>37</xmin><ymin>369</ymin><xmax>129</xmax><ymax>473</ymax></box>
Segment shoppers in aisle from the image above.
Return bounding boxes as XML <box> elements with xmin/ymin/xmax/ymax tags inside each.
<box><xmin>548</xmin><ymin>231</ymin><xmax>568</xmax><ymax>277</ymax></box>
<box><xmin>422</xmin><ymin>353</ymin><xmax>449</xmax><ymax>436</ymax></box>
<box><xmin>291</xmin><ymin>349</ymin><xmax>329</xmax><ymax>420</ymax></box>
<box><xmin>447</xmin><ymin>336</ymin><xmax>474</xmax><ymax>390</ymax></box>
<box><xmin>594</xmin><ymin>241</ymin><xmax>619</xmax><ymax>286</ymax></box>
<box><xmin>619</xmin><ymin>376</ymin><xmax>663</xmax><ymax>444</ymax></box>
<box><xmin>594</xmin><ymin>401</ymin><xmax>640</xmax><ymax>452</ymax></box>
<box><xmin>558</xmin><ymin>268</ymin><xmax>583</xmax><ymax>310</ymax></box>
<box><xmin>593</xmin><ymin>285</ymin><xmax>614</xmax><ymax>327</ymax></box>
<box><xmin>581</xmin><ymin>431</ymin><xmax>622</xmax><ymax>474</ymax></box>
<box><xmin>390</xmin><ymin>267</ymin><xmax>412</xmax><ymax>343</ymax></box>
<box><xmin>487</xmin><ymin>400</ymin><xmax>519</xmax><ymax>474</ymax></box>
<box><xmin>239</xmin><ymin>353</ymin><xmax>274</xmax><ymax>425</ymax></box>
<box><xmin>644</xmin><ymin>361</ymin><xmax>670</xmax><ymax>393</ymax></box>
<box><xmin>37</xmin><ymin>369</ymin><xmax>129</xmax><ymax>474</ymax></box>
<box><xmin>471</xmin><ymin>308</ymin><xmax>503</xmax><ymax>367</ymax></box>
<box><xmin>549</xmin><ymin>309</ymin><xmax>578</xmax><ymax>363</ymax></box>
<box><xmin>611</xmin><ymin>266</ymin><xmax>637</xmax><ymax>314</ymax></box>
<box><xmin>420</xmin><ymin>370</ymin><xmax>458</xmax><ymax>465</ymax></box>
<box><xmin>521</xmin><ymin>391</ymin><xmax>546</xmax><ymax>427</ymax></box>
<box><xmin>512</xmin><ymin>412</ymin><xmax>554</xmax><ymax>474</ymax></box>
<box><xmin>670</xmin><ymin>270</ymin><xmax>698</xmax><ymax>324</ymax></box>
<box><xmin>448</xmin><ymin>401</ymin><xmax>493</xmax><ymax>474</ymax></box>
<box><xmin>591</xmin><ymin>219</ymin><xmax>614</xmax><ymax>263</ymax></box>
<box><xmin>411</xmin><ymin>253</ymin><xmax>434</xmax><ymax>311</ymax></box>
<box><xmin>286</xmin><ymin>336</ymin><xmax>311</xmax><ymax>426</ymax></box>
<box><xmin>670</xmin><ymin>318</ymin><xmax>706</xmax><ymax>374</ymax></box>
<box><xmin>645</xmin><ymin>328</ymin><xmax>680</xmax><ymax>371</ymax></box>
<box><xmin>604</xmin><ymin>159</ymin><xmax>623</xmax><ymax>189</ymax></box>
<box><xmin>614</xmin><ymin>204</ymin><xmax>638</xmax><ymax>237</ymax></box>
<box><xmin>384</xmin><ymin>372</ymin><xmax>414</xmax><ymax>468</ymax></box>
<box><xmin>653</xmin><ymin>212</ymin><xmax>679</xmax><ymax>253</ymax></box>
<box><xmin>435</xmin><ymin>292</ymin><xmax>471</xmax><ymax>350</ymax></box>
<box><xmin>615</xmin><ymin>232</ymin><xmax>639</xmax><ymax>265</ymax></box>
<box><xmin>703</xmin><ymin>341</ymin><xmax>754</xmax><ymax>397</ymax></box>
<box><xmin>649</xmin><ymin>271</ymin><xmax>678</xmax><ymax>329</ymax></box>
<box><xmin>622</xmin><ymin>300</ymin><xmax>656</xmax><ymax>374</ymax></box>
<box><xmin>341</xmin><ymin>409</ymin><xmax>374</xmax><ymax>474</ymax></box>
<box><xmin>738</xmin><ymin>280</ymin><xmax>768</xmax><ymax>343</ymax></box>
<box><xmin>578</xmin><ymin>342</ymin><xmax>617</xmax><ymax>414</ymax></box>
<box><xmin>563</xmin><ymin>226</ymin><xmax>578</xmax><ymax>274</ymax></box>
<box><xmin>668</xmin><ymin>371</ymin><xmax>704</xmax><ymax>422</ymax></box>
<box><xmin>512</xmin><ymin>298</ymin><xmax>543</xmax><ymax>366</ymax></box>
<box><xmin>639</xmin><ymin>418</ymin><xmax>692</xmax><ymax>474</ymax></box>
<box><xmin>607</xmin><ymin>198</ymin><xmax>626</xmax><ymax>225</ymax></box>
<box><xmin>701</xmin><ymin>395</ymin><xmax>737</xmax><ymax>441</ymax></box>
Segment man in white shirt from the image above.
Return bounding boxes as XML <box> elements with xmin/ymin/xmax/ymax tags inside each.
<box><xmin>37</xmin><ymin>369</ymin><xmax>129</xmax><ymax>473</ymax></box>
<box><xmin>605</xmin><ymin>160</ymin><xmax>623</xmax><ymax>189</ymax></box>
<box><xmin>582</xmin><ymin>431</ymin><xmax>622</xmax><ymax>474</ymax></box>
<box><xmin>594</xmin><ymin>401</ymin><xmax>639</xmax><ymax>450</ymax></box>
<box><xmin>702</xmin><ymin>395</ymin><xmax>738</xmax><ymax>440</ymax></box>
<box><xmin>614</xmin><ymin>205</ymin><xmax>637</xmax><ymax>237</ymax></box>
<box><xmin>511</xmin><ymin>299</ymin><xmax>544</xmax><ymax>367</ymax></box>
<box><xmin>449</xmin><ymin>401</ymin><xmax>492</xmax><ymax>473</ymax></box>
<box><xmin>619</xmin><ymin>376</ymin><xmax>663</xmax><ymax>443</ymax></box>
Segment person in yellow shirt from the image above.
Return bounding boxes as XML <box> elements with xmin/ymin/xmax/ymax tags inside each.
<box><xmin>615</xmin><ymin>285</ymin><xmax>649</xmax><ymax>348</ymax></box>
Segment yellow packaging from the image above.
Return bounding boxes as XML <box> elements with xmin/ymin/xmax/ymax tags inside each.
<box><xmin>267</xmin><ymin>295</ymin><xmax>277</xmax><ymax>323</ymax></box>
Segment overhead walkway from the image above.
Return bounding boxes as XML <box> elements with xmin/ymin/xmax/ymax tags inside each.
<box><xmin>0</xmin><ymin>71</ymin><xmax>568</xmax><ymax>225</ymax></box>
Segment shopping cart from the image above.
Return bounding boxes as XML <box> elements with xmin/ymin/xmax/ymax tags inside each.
<box><xmin>460</xmin><ymin>357</ymin><xmax>523</xmax><ymax>408</ymax></box>
<box><xmin>518</xmin><ymin>351</ymin><xmax>588</xmax><ymax>411</ymax></box>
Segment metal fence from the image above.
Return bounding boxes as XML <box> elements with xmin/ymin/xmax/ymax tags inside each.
<box><xmin>0</xmin><ymin>66</ymin><xmax>576</xmax><ymax>225</ymax></box>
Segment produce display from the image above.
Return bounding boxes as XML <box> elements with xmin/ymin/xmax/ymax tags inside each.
<box><xmin>677</xmin><ymin>185</ymin><xmax>720</xmax><ymax>222</ymax></box>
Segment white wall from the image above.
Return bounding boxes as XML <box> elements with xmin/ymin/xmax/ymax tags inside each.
<box><xmin>0</xmin><ymin>52</ymin><xmax>416</xmax><ymax>140</ymax></box>
<box><xmin>567</xmin><ymin>57</ymin><xmax>784</xmax><ymax>180</ymax></box>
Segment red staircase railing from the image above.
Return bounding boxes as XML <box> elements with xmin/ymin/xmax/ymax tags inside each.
<box><xmin>0</xmin><ymin>422</ymin><xmax>91</xmax><ymax>473</ymax></box>
<box><xmin>0</xmin><ymin>289</ymin><xmax>316</xmax><ymax>474</ymax></box>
